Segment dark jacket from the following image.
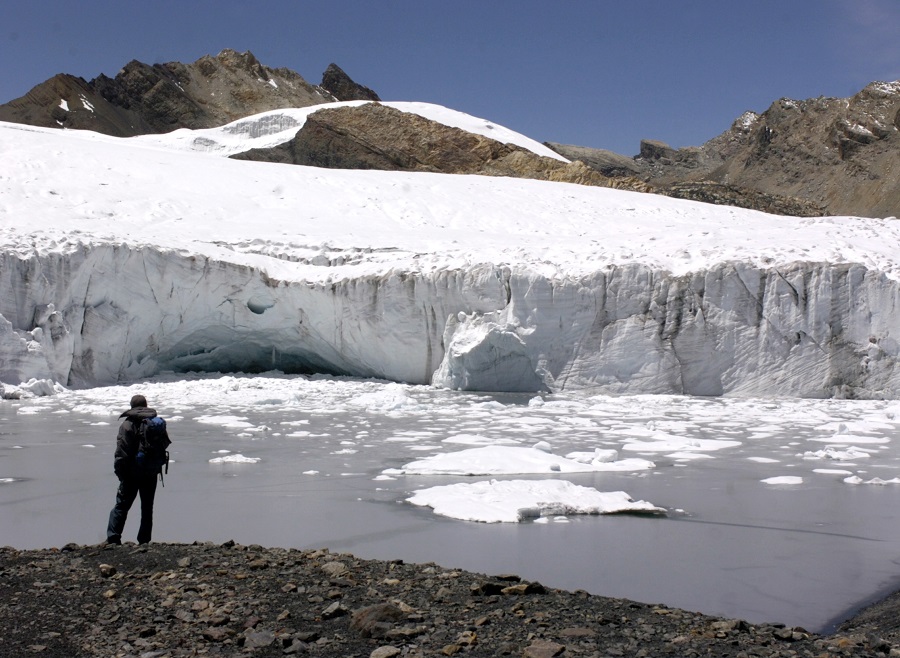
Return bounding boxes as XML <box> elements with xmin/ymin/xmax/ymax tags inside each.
<box><xmin>114</xmin><ymin>406</ymin><xmax>164</xmax><ymax>479</ymax></box>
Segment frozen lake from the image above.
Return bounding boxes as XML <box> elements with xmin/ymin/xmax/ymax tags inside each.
<box><xmin>3</xmin><ymin>372</ymin><xmax>900</xmax><ymax>633</ymax></box>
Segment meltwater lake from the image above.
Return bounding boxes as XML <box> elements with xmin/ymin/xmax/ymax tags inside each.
<box><xmin>2</xmin><ymin>372</ymin><xmax>900</xmax><ymax>633</ymax></box>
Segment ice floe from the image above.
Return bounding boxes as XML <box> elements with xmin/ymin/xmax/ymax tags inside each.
<box><xmin>407</xmin><ymin>479</ymin><xmax>666</xmax><ymax>523</ymax></box>
<box><xmin>385</xmin><ymin>443</ymin><xmax>655</xmax><ymax>476</ymax></box>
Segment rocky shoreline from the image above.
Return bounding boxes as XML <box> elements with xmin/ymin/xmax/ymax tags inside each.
<box><xmin>1</xmin><ymin>541</ymin><xmax>898</xmax><ymax>658</ymax></box>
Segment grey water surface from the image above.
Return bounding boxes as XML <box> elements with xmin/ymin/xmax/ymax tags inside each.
<box><xmin>2</xmin><ymin>389</ymin><xmax>900</xmax><ymax>634</ymax></box>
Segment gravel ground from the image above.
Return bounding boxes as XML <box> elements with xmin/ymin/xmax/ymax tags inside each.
<box><xmin>1</xmin><ymin>541</ymin><xmax>898</xmax><ymax>658</ymax></box>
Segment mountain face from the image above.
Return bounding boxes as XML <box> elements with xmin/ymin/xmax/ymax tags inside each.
<box><xmin>549</xmin><ymin>81</ymin><xmax>900</xmax><ymax>218</ymax></box>
<box><xmin>0</xmin><ymin>50</ymin><xmax>375</xmax><ymax>137</ymax></box>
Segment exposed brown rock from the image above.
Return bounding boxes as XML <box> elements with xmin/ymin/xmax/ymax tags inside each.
<box><xmin>233</xmin><ymin>102</ymin><xmax>652</xmax><ymax>193</ymax></box>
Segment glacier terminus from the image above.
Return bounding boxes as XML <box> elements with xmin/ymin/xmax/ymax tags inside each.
<box><xmin>1</xmin><ymin>103</ymin><xmax>899</xmax><ymax>398</ymax></box>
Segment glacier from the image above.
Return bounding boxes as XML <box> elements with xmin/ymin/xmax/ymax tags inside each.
<box><xmin>2</xmin><ymin>102</ymin><xmax>900</xmax><ymax>398</ymax></box>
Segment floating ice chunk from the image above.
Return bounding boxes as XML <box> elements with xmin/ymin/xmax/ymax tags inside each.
<box><xmin>16</xmin><ymin>407</ymin><xmax>41</xmax><ymax>415</ymax></box>
<box><xmin>761</xmin><ymin>476</ymin><xmax>803</xmax><ymax>485</ymax></box>
<box><xmin>407</xmin><ymin>479</ymin><xmax>667</xmax><ymax>523</ymax></box>
<box><xmin>809</xmin><ymin>434</ymin><xmax>888</xmax><ymax>445</ymax></box>
<box><xmin>844</xmin><ymin>475</ymin><xmax>900</xmax><ymax>485</ymax></box>
<box><xmin>802</xmin><ymin>446</ymin><xmax>871</xmax><ymax>461</ymax></box>
<box><xmin>622</xmin><ymin>436</ymin><xmax>740</xmax><ymax>453</ymax></box>
<box><xmin>566</xmin><ymin>448</ymin><xmax>618</xmax><ymax>463</ymax></box>
<box><xmin>196</xmin><ymin>415</ymin><xmax>254</xmax><ymax>429</ymax></box>
<box><xmin>813</xmin><ymin>469</ymin><xmax>854</xmax><ymax>475</ymax></box>
<box><xmin>350</xmin><ymin>383</ymin><xmax>419</xmax><ymax>412</ymax></box>
<box><xmin>747</xmin><ymin>457</ymin><xmax>780</xmax><ymax>463</ymax></box>
<box><xmin>302</xmin><ymin>470</ymin><xmax>319</xmax><ymax>475</ymax></box>
<box><xmin>208</xmin><ymin>453</ymin><xmax>260</xmax><ymax>464</ymax></box>
<box><xmin>533</xmin><ymin>441</ymin><xmax>552</xmax><ymax>453</ymax></box>
<box><xmin>594</xmin><ymin>458</ymin><xmax>657</xmax><ymax>471</ymax></box>
<box><xmin>443</xmin><ymin>433</ymin><xmax>518</xmax><ymax>446</ymax></box>
<box><xmin>667</xmin><ymin>452</ymin><xmax>714</xmax><ymax>461</ymax></box>
<box><xmin>3</xmin><ymin>379</ymin><xmax>65</xmax><ymax>399</ymax></box>
<box><xmin>392</xmin><ymin>445</ymin><xmax>654</xmax><ymax>475</ymax></box>
<box><xmin>386</xmin><ymin>434</ymin><xmax>427</xmax><ymax>443</ymax></box>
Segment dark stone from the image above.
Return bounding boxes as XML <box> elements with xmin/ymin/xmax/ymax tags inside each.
<box><xmin>640</xmin><ymin>139</ymin><xmax>677</xmax><ymax>161</ymax></box>
<box><xmin>471</xmin><ymin>582</ymin><xmax>506</xmax><ymax>596</ymax></box>
<box><xmin>545</xmin><ymin>142</ymin><xmax>641</xmax><ymax>176</ymax></box>
<box><xmin>321</xmin><ymin>63</ymin><xmax>380</xmax><ymax>102</ymax></box>
<box><xmin>350</xmin><ymin>603</ymin><xmax>406</xmax><ymax>637</ymax></box>
<box><xmin>321</xmin><ymin>601</ymin><xmax>349</xmax><ymax>619</ymax></box>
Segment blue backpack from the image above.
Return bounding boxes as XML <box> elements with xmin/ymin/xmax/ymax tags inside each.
<box><xmin>136</xmin><ymin>416</ymin><xmax>171</xmax><ymax>482</ymax></box>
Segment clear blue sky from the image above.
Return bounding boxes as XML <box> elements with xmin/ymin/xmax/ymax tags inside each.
<box><xmin>2</xmin><ymin>1</ymin><xmax>898</xmax><ymax>155</ymax></box>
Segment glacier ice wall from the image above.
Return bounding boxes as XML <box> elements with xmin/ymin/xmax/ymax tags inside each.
<box><xmin>1</xmin><ymin>242</ymin><xmax>899</xmax><ymax>398</ymax></box>
<box><xmin>0</xmin><ymin>243</ymin><xmax>506</xmax><ymax>388</ymax></box>
<box><xmin>436</xmin><ymin>262</ymin><xmax>900</xmax><ymax>398</ymax></box>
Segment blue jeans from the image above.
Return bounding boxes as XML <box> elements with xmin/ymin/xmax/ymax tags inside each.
<box><xmin>107</xmin><ymin>473</ymin><xmax>158</xmax><ymax>544</ymax></box>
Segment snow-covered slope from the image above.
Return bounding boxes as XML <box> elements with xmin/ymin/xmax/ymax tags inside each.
<box><xmin>2</xmin><ymin>108</ymin><xmax>900</xmax><ymax>398</ymax></box>
<box><xmin>130</xmin><ymin>100</ymin><xmax>569</xmax><ymax>161</ymax></box>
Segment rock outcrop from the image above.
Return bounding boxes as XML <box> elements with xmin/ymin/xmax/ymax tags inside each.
<box><xmin>543</xmin><ymin>142</ymin><xmax>642</xmax><ymax>178</ymax></box>
<box><xmin>547</xmin><ymin>141</ymin><xmax>827</xmax><ymax>217</ymax></box>
<box><xmin>232</xmin><ymin>102</ymin><xmax>651</xmax><ymax>192</ymax></box>
<box><xmin>658</xmin><ymin>181</ymin><xmax>826</xmax><ymax>217</ymax></box>
<box><xmin>0</xmin><ymin>50</ymin><xmax>373</xmax><ymax>137</ymax></box>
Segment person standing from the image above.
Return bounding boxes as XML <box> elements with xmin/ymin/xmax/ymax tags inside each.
<box><xmin>106</xmin><ymin>394</ymin><xmax>170</xmax><ymax>545</ymax></box>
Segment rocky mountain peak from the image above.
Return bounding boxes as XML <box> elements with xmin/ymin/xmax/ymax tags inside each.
<box><xmin>321</xmin><ymin>63</ymin><xmax>380</xmax><ymax>102</ymax></box>
<box><xmin>731</xmin><ymin>110</ymin><xmax>761</xmax><ymax>133</ymax></box>
<box><xmin>0</xmin><ymin>50</ymin><xmax>377</xmax><ymax>137</ymax></box>
<box><xmin>213</xmin><ymin>48</ymin><xmax>265</xmax><ymax>74</ymax></box>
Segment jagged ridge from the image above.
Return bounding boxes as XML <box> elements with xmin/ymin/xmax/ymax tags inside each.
<box><xmin>0</xmin><ymin>49</ymin><xmax>375</xmax><ymax>137</ymax></box>
<box><xmin>549</xmin><ymin>81</ymin><xmax>900</xmax><ymax>218</ymax></box>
